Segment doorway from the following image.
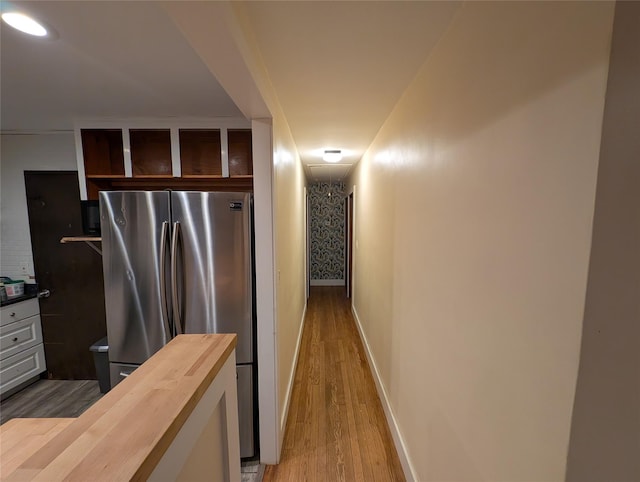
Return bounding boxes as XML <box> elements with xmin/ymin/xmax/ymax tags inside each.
<box><xmin>308</xmin><ymin>182</ymin><xmax>347</xmax><ymax>291</ymax></box>
<box><xmin>25</xmin><ymin>171</ymin><xmax>107</xmax><ymax>379</ymax></box>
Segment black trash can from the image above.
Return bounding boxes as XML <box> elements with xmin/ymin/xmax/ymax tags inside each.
<box><xmin>89</xmin><ymin>336</ymin><xmax>110</xmax><ymax>394</ymax></box>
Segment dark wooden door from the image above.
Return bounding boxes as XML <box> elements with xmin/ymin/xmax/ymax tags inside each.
<box><xmin>25</xmin><ymin>171</ymin><xmax>107</xmax><ymax>379</ymax></box>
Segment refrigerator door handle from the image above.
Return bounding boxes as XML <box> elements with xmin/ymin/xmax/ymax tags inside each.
<box><xmin>159</xmin><ymin>221</ymin><xmax>171</xmax><ymax>341</ymax></box>
<box><xmin>171</xmin><ymin>221</ymin><xmax>184</xmax><ymax>335</ymax></box>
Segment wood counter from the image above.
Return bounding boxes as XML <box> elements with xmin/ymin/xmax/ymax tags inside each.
<box><xmin>1</xmin><ymin>334</ymin><xmax>239</xmax><ymax>481</ymax></box>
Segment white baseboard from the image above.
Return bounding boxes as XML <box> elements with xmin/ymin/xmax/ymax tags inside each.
<box><xmin>351</xmin><ymin>306</ymin><xmax>417</xmax><ymax>482</ymax></box>
<box><xmin>280</xmin><ymin>302</ymin><xmax>307</xmax><ymax>438</ymax></box>
<box><xmin>310</xmin><ymin>279</ymin><xmax>344</xmax><ymax>286</ymax></box>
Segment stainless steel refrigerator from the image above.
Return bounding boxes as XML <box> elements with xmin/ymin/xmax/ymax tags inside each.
<box><xmin>99</xmin><ymin>191</ymin><xmax>256</xmax><ymax>458</ymax></box>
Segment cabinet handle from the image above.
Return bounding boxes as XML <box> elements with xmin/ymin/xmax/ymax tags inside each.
<box><xmin>12</xmin><ymin>337</ymin><xmax>18</xmax><ymax>342</ymax></box>
<box><xmin>10</xmin><ymin>312</ymin><xmax>16</xmax><ymax>317</ymax></box>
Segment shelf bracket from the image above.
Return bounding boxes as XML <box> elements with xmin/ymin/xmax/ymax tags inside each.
<box><xmin>84</xmin><ymin>241</ymin><xmax>102</xmax><ymax>256</ymax></box>
<box><xmin>60</xmin><ymin>237</ymin><xmax>103</xmax><ymax>256</ymax></box>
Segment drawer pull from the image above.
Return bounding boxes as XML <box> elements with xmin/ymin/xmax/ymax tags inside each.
<box><xmin>10</xmin><ymin>312</ymin><xmax>16</xmax><ymax>317</ymax></box>
<box><xmin>12</xmin><ymin>337</ymin><xmax>18</xmax><ymax>342</ymax></box>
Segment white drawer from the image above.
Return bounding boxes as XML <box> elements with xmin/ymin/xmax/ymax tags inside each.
<box><xmin>0</xmin><ymin>344</ymin><xmax>46</xmax><ymax>395</ymax></box>
<box><xmin>0</xmin><ymin>315</ymin><xmax>43</xmax><ymax>360</ymax></box>
<box><xmin>0</xmin><ymin>299</ymin><xmax>40</xmax><ymax>327</ymax></box>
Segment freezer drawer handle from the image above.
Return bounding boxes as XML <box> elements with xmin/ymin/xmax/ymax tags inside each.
<box><xmin>119</xmin><ymin>371</ymin><xmax>132</xmax><ymax>378</ymax></box>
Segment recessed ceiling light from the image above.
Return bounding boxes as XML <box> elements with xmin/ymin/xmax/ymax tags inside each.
<box><xmin>323</xmin><ymin>150</ymin><xmax>342</xmax><ymax>163</ymax></box>
<box><xmin>2</xmin><ymin>12</ymin><xmax>48</xmax><ymax>37</ymax></box>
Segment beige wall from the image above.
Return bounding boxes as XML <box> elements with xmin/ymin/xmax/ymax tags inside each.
<box><xmin>272</xmin><ymin>110</ymin><xmax>307</xmax><ymax>431</ymax></box>
<box><xmin>566</xmin><ymin>2</ymin><xmax>640</xmax><ymax>481</ymax></box>
<box><xmin>348</xmin><ymin>2</ymin><xmax>614</xmax><ymax>480</ymax></box>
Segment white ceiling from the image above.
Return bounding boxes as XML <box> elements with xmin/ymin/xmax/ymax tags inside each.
<box><xmin>241</xmin><ymin>1</ymin><xmax>459</xmax><ymax>181</ymax></box>
<box><xmin>0</xmin><ymin>1</ymin><xmax>243</xmax><ymax>130</ymax></box>
<box><xmin>0</xmin><ymin>1</ymin><xmax>459</xmax><ymax>181</ymax></box>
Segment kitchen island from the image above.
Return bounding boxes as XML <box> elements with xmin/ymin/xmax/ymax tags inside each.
<box><xmin>0</xmin><ymin>334</ymin><xmax>240</xmax><ymax>481</ymax></box>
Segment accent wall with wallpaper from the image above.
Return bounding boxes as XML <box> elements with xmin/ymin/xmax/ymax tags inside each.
<box><xmin>309</xmin><ymin>182</ymin><xmax>345</xmax><ymax>285</ymax></box>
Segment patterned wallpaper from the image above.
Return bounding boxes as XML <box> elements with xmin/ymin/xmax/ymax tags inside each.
<box><xmin>309</xmin><ymin>182</ymin><xmax>345</xmax><ymax>281</ymax></box>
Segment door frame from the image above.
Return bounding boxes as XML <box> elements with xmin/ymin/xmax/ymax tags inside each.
<box><xmin>305</xmin><ymin>187</ymin><xmax>310</xmax><ymax>300</ymax></box>
<box><xmin>345</xmin><ymin>189</ymin><xmax>355</xmax><ymax>299</ymax></box>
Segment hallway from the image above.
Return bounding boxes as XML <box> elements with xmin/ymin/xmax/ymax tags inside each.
<box><xmin>264</xmin><ymin>287</ymin><xmax>405</xmax><ymax>482</ymax></box>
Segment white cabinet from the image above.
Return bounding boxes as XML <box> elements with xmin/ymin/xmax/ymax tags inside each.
<box><xmin>0</xmin><ymin>298</ymin><xmax>39</xmax><ymax>326</ymax></box>
<box><xmin>0</xmin><ymin>298</ymin><xmax>46</xmax><ymax>397</ymax></box>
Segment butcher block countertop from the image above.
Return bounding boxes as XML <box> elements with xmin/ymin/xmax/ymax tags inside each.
<box><xmin>0</xmin><ymin>334</ymin><xmax>237</xmax><ymax>481</ymax></box>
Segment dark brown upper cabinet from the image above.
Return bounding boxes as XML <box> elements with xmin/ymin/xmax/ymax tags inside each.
<box><xmin>228</xmin><ymin>129</ymin><xmax>253</xmax><ymax>177</ymax></box>
<box><xmin>75</xmin><ymin>123</ymin><xmax>254</xmax><ymax>201</ymax></box>
<box><xmin>179</xmin><ymin>129</ymin><xmax>222</xmax><ymax>177</ymax></box>
<box><xmin>129</xmin><ymin>129</ymin><xmax>172</xmax><ymax>177</ymax></box>
<box><xmin>81</xmin><ymin>129</ymin><xmax>125</xmax><ymax>177</ymax></box>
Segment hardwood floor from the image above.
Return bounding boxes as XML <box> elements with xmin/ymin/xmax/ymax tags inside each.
<box><xmin>1</xmin><ymin>288</ymin><xmax>400</xmax><ymax>481</ymax></box>
<box><xmin>264</xmin><ymin>287</ymin><xmax>405</xmax><ymax>482</ymax></box>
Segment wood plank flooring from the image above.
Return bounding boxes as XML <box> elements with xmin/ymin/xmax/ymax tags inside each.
<box><xmin>0</xmin><ymin>380</ymin><xmax>102</xmax><ymax>424</ymax></box>
<box><xmin>264</xmin><ymin>287</ymin><xmax>405</xmax><ymax>482</ymax></box>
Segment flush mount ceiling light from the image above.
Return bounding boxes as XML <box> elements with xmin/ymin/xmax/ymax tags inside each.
<box><xmin>2</xmin><ymin>12</ymin><xmax>48</xmax><ymax>37</ymax></box>
<box><xmin>323</xmin><ymin>150</ymin><xmax>342</xmax><ymax>163</ymax></box>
